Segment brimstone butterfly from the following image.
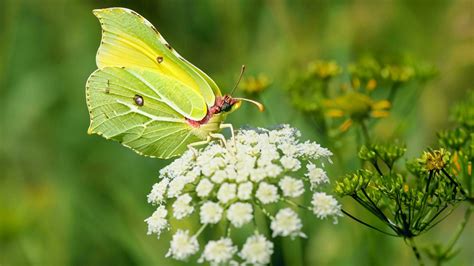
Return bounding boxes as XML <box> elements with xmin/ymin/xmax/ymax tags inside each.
<box><xmin>86</xmin><ymin>8</ymin><xmax>263</xmax><ymax>159</ymax></box>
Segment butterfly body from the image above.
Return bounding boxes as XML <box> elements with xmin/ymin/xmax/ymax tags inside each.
<box><xmin>186</xmin><ymin>95</ymin><xmax>240</xmax><ymax>127</ymax></box>
<box><xmin>86</xmin><ymin>8</ymin><xmax>250</xmax><ymax>159</ymax></box>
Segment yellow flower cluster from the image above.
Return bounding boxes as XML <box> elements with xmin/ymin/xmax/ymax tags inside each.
<box><xmin>240</xmin><ymin>74</ymin><xmax>271</xmax><ymax>94</ymax></box>
<box><xmin>324</xmin><ymin>92</ymin><xmax>391</xmax><ymax>132</ymax></box>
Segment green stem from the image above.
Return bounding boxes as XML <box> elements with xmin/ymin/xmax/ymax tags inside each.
<box><xmin>360</xmin><ymin>120</ymin><xmax>371</xmax><ymax>145</ymax></box>
<box><xmin>441</xmin><ymin>169</ymin><xmax>467</xmax><ymax>197</ymax></box>
<box><xmin>270</xmin><ymin>223</ymin><xmax>285</xmax><ymax>266</ymax></box>
<box><xmin>318</xmin><ymin>82</ymin><xmax>330</xmax><ymax>138</ymax></box>
<box><xmin>283</xmin><ymin>198</ymin><xmax>311</xmax><ymax>211</ymax></box>
<box><xmin>408</xmin><ymin>237</ymin><xmax>425</xmax><ymax>266</ymax></box>
<box><xmin>372</xmin><ymin>160</ymin><xmax>384</xmax><ymax>176</ymax></box>
<box><xmin>322</xmin><ymin>78</ymin><xmax>330</xmax><ymax>98</ymax></box>
<box><xmin>360</xmin><ymin>189</ymin><xmax>397</xmax><ymax>230</ymax></box>
<box><xmin>194</xmin><ymin>223</ymin><xmax>207</xmax><ymax>238</ymax></box>
<box><xmin>283</xmin><ymin>199</ymin><xmax>308</xmax><ymax>264</ymax></box>
<box><xmin>422</xmin><ymin>205</ymin><xmax>451</xmax><ymax>232</ymax></box>
<box><xmin>437</xmin><ymin>206</ymin><xmax>473</xmax><ymax>263</ymax></box>
<box><xmin>387</xmin><ymin>82</ymin><xmax>400</xmax><ymax>103</ymax></box>
<box><xmin>341</xmin><ymin>209</ymin><xmax>398</xmax><ymax>237</ymax></box>
<box><xmin>311</xmin><ymin>112</ymin><xmax>328</xmax><ymax>139</ymax></box>
<box><xmin>414</xmin><ymin>171</ymin><xmax>434</xmax><ymax>229</ymax></box>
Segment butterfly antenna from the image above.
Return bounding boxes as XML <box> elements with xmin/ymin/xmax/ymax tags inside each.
<box><xmin>234</xmin><ymin>97</ymin><xmax>265</xmax><ymax>112</ymax></box>
<box><xmin>229</xmin><ymin>65</ymin><xmax>265</xmax><ymax>112</ymax></box>
<box><xmin>230</xmin><ymin>65</ymin><xmax>246</xmax><ymax>95</ymax></box>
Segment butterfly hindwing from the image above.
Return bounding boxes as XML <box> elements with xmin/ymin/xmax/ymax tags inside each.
<box><xmin>86</xmin><ymin>67</ymin><xmax>202</xmax><ymax>158</ymax></box>
<box><xmin>93</xmin><ymin>7</ymin><xmax>218</xmax><ymax>108</ymax></box>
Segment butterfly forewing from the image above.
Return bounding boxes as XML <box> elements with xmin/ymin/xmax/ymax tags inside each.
<box><xmin>179</xmin><ymin>56</ymin><xmax>222</xmax><ymax>98</ymax></box>
<box><xmin>93</xmin><ymin>8</ymin><xmax>218</xmax><ymax>108</ymax></box>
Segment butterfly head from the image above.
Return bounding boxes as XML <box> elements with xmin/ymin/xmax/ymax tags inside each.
<box><xmin>212</xmin><ymin>95</ymin><xmax>239</xmax><ymax>114</ymax></box>
<box><xmin>219</xmin><ymin>65</ymin><xmax>265</xmax><ymax>113</ymax></box>
<box><xmin>215</xmin><ymin>95</ymin><xmax>264</xmax><ymax>114</ymax></box>
<box><xmin>220</xmin><ymin>95</ymin><xmax>240</xmax><ymax>113</ymax></box>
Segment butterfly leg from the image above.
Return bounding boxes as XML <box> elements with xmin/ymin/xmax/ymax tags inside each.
<box><xmin>220</xmin><ymin>123</ymin><xmax>236</xmax><ymax>151</ymax></box>
<box><xmin>187</xmin><ymin>135</ymin><xmax>212</xmax><ymax>155</ymax></box>
<box><xmin>220</xmin><ymin>123</ymin><xmax>235</xmax><ymax>140</ymax></box>
<box><xmin>209</xmin><ymin>133</ymin><xmax>228</xmax><ymax>149</ymax></box>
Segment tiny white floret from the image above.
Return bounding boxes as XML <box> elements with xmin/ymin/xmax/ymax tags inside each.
<box><xmin>311</xmin><ymin>192</ymin><xmax>342</xmax><ymax>223</ymax></box>
<box><xmin>226</xmin><ymin>202</ymin><xmax>253</xmax><ymax>228</ymax></box>
<box><xmin>237</xmin><ymin>182</ymin><xmax>253</xmax><ymax>200</ymax></box>
<box><xmin>166</xmin><ymin>230</ymin><xmax>199</xmax><ymax>260</ymax></box>
<box><xmin>256</xmin><ymin>182</ymin><xmax>279</xmax><ymax>204</ymax></box>
<box><xmin>240</xmin><ymin>232</ymin><xmax>274</xmax><ymax>265</ymax></box>
<box><xmin>144</xmin><ymin>205</ymin><xmax>168</xmax><ymax>237</ymax></box>
<box><xmin>147</xmin><ymin>177</ymin><xmax>169</xmax><ymax>204</ymax></box>
<box><xmin>172</xmin><ymin>193</ymin><xmax>194</xmax><ymax>219</ymax></box>
<box><xmin>196</xmin><ymin>178</ymin><xmax>214</xmax><ymax>198</ymax></box>
<box><xmin>211</xmin><ymin>170</ymin><xmax>227</xmax><ymax>184</ymax></box>
<box><xmin>200</xmin><ymin>201</ymin><xmax>223</xmax><ymax>224</ymax></box>
<box><xmin>217</xmin><ymin>183</ymin><xmax>237</xmax><ymax>204</ymax></box>
<box><xmin>167</xmin><ymin>176</ymin><xmax>187</xmax><ymax>198</ymax></box>
<box><xmin>280</xmin><ymin>156</ymin><xmax>301</xmax><ymax>171</ymax></box>
<box><xmin>270</xmin><ymin>208</ymin><xmax>306</xmax><ymax>238</ymax></box>
<box><xmin>199</xmin><ymin>238</ymin><xmax>237</xmax><ymax>264</ymax></box>
<box><xmin>306</xmin><ymin>163</ymin><xmax>329</xmax><ymax>188</ymax></box>
<box><xmin>279</xmin><ymin>176</ymin><xmax>304</xmax><ymax>198</ymax></box>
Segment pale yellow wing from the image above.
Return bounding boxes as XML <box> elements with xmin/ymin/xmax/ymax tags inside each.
<box><xmin>93</xmin><ymin>7</ymin><xmax>218</xmax><ymax>107</ymax></box>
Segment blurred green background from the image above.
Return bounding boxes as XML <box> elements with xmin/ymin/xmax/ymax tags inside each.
<box><xmin>1</xmin><ymin>0</ymin><xmax>473</xmax><ymax>265</ymax></box>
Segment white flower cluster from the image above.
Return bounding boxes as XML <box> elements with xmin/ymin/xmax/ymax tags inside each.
<box><xmin>145</xmin><ymin>125</ymin><xmax>342</xmax><ymax>265</ymax></box>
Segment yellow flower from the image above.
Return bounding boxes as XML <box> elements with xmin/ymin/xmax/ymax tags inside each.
<box><xmin>351</xmin><ymin>78</ymin><xmax>361</xmax><ymax>89</ymax></box>
<box><xmin>240</xmin><ymin>74</ymin><xmax>271</xmax><ymax>95</ymax></box>
<box><xmin>308</xmin><ymin>60</ymin><xmax>341</xmax><ymax>79</ymax></box>
<box><xmin>351</xmin><ymin>78</ymin><xmax>377</xmax><ymax>91</ymax></box>
<box><xmin>381</xmin><ymin>65</ymin><xmax>415</xmax><ymax>82</ymax></box>
<box><xmin>419</xmin><ymin>149</ymin><xmax>450</xmax><ymax>172</ymax></box>
<box><xmin>403</xmin><ymin>184</ymin><xmax>409</xmax><ymax>193</ymax></box>
<box><xmin>366</xmin><ymin>79</ymin><xmax>377</xmax><ymax>91</ymax></box>
<box><xmin>324</xmin><ymin>92</ymin><xmax>391</xmax><ymax>132</ymax></box>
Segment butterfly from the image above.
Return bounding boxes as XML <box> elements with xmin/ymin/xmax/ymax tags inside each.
<box><xmin>86</xmin><ymin>8</ymin><xmax>263</xmax><ymax>159</ymax></box>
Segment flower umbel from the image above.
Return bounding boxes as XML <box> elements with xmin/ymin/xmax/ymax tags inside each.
<box><xmin>145</xmin><ymin>125</ymin><xmax>340</xmax><ymax>264</ymax></box>
<box><xmin>239</xmin><ymin>74</ymin><xmax>272</xmax><ymax>95</ymax></box>
<box><xmin>419</xmin><ymin>149</ymin><xmax>450</xmax><ymax>173</ymax></box>
<box><xmin>324</xmin><ymin>92</ymin><xmax>391</xmax><ymax>132</ymax></box>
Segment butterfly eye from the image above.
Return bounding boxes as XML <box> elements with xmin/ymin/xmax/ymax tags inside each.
<box><xmin>221</xmin><ymin>102</ymin><xmax>232</xmax><ymax>112</ymax></box>
<box><xmin>134</xmin><ymin>95</ymin><xmax>144</xmax><ymax>106</ymax></box>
